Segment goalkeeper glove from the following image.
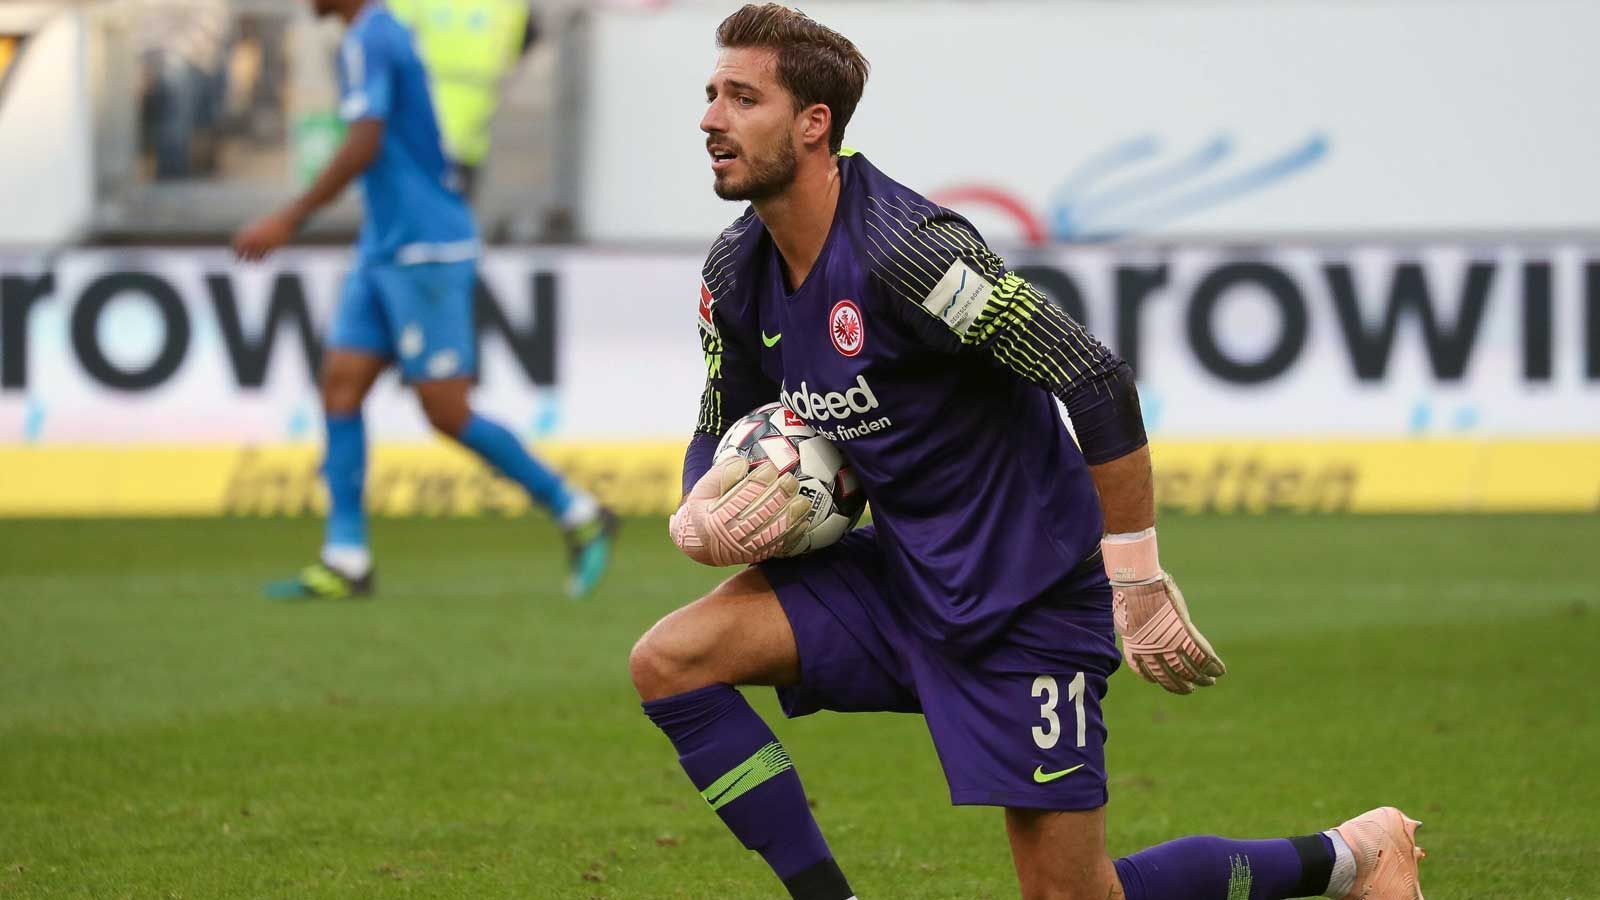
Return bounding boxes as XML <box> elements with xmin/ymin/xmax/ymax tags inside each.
<box><xmin>670</xmin><ymin>457</ymin><xmax>810</xmax><ymax>566</ymax></box>
<box><xmin>1103</xmin><ymin>527</ymin><xmax>1226</xmax><ymax>694</ymax></box>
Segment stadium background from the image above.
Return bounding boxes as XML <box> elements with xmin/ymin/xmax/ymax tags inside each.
<box><xmin>2</xmin><ymin>1</ymin><xmax>1597</xmax><ymax>898</ymax></box>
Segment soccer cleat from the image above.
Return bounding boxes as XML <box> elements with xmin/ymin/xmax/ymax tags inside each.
<box><xmin>264</xmin><ymin>561</ymin><xmax>374</xmax><ymax>601</ymax></box>
<box><xmin>564</xmin><ymin>506</ymin><xmax>619</xmax><ymax>599</ymax></box>
<box><xmin>1335</xmin><ymin>806</ymin><xmax>1426</xmax><ymax>900</ymax></box>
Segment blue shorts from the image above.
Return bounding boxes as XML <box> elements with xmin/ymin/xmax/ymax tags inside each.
<box><xmin>328</xmin><ymin>260</ymin><xmax>478</xmax><ymax>383</ymax></box>
<box><xmin>760</xmin><ymin>527</ymin><xmax>1121</xmax><ymax>810</ymax></box>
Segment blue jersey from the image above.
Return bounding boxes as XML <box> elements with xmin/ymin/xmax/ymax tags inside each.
<box><xmin>692</xmin><ymin>153</ymin><xmax>1134</xmax><ymax>651</ymax></box>
<box><xmin>337</xmin><ymin>3</ymin><xmax>477</xmax><ymax>264</ymax></box>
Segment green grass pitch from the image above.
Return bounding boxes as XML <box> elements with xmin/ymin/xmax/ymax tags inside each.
<box><xmin>1</xmin><ymin>515</ymin><xmax>1596</xmax><ymax>898</ymax></box>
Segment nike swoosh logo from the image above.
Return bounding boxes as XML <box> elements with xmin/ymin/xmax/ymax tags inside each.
<box><xmin>761</xmin><ymin>331</ymin><xmax>782</xmax><ymax>347</ymax></box>
<box><xmin>706</xmin><ymin>770</ymin><xmax>751</xmax><ymax>806</ymax></box>
<box><xmin>1032</xmin><ymin>764</ymin><xmax>1085</xmax><ymax>784</ymax></box>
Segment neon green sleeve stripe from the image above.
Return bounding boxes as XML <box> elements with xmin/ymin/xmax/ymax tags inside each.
<box><xmin>694</xmin><ymin>329</ymin><xmax>725</xmax><ymax>435</ymax></box>
<box><xmin>861</xmin><ymin>195</ymin><xmax>1118</xmax><ymax>398</ymax></box>
<box><xmin>961</xmin><ymin>274</ymin><xmax>1118</xmax><ymax>396</ymax></box>
<box><xmin>700</xmin><ymin>741</ymin><xmax>794</xmax><ymax>811</ymax></box>
<box><xmin>1226</xmin><ymin>855</ymin><xmax>1253</xmax><ymax>900</ymax></box>
<box><xmin>695</xmin><ymin>210</ymin><xmax>777</xmax><ymax>438</ymax></box>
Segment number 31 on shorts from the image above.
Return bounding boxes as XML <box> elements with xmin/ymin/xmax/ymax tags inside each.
<box><xmin>1031</xmin><ymin>672</ymin><xmax>1086</xmax><ymax>750</ymax></box>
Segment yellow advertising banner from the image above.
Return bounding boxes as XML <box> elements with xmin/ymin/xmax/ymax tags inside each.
<box><xmin>0</xmin><ymin>440</ymin><xmax>1596</xmax><ymax>517</ymax></box>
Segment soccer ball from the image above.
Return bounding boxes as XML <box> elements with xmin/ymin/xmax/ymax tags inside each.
<box><xmin>713</xmin><ymin>402</ymin><xmax>866</xmax><ymax>556</ymax></box>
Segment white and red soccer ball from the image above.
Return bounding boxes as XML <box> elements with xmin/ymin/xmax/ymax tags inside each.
<box><xmin>713</xmin><ymin>402</ymin><xmax>867</xmax><ymax>556</ymax></box>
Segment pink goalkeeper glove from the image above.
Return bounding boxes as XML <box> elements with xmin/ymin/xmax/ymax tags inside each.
<box><xmin>1103</xmin><ymin>528</ymin><xmax>1226</xmax><ymax>694</ymax></box>
<box><xmin>669</xmin><ymin>457</ymin><xmax>811</xmax><ymax>566</ymax></box>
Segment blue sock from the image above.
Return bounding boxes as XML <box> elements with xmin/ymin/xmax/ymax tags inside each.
<box><xmin>1115</xmin><ymin>834</ymin><xmax>1334</xmax><ymax>899</ymax></box>
<box><xmin>643</xmin><ymin>685</ymin><xmax>851</xmax><ymax>899</ymax></box>
<box><xmin>457</xmin><ymin>413</ymin><xmax>574</xmax><ymax>518</ymax></box>
<box><xmin>321</xmin><ymin>411</ymin><xmax>368</xmax><ymax>551</ymax></box>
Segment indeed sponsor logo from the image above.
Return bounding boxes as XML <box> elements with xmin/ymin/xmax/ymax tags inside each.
<box><xmin>817</xmin><ymin>417</ymin><xmax>894</xmax><ymax>442</ymax></box>
<box><xmin>781</xmin><ymin>375</ymin><xmax>892</xmax><ymax>441</ymax></box>
<box><xmin>781</xmin><ymin>375</ymin><xmax>880</xmax><ymax>422</ymax></box>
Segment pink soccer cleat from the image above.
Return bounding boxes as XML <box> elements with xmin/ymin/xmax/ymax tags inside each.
<box><xmin>1335</xmin><ymin>806</ymin><xmax>1426</xmax><ymax>900</ymax></box>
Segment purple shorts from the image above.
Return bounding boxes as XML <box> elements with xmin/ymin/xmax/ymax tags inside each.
<box><xmin>760</xmin><ymin>526</ymin><xmax>1121</xmax><ymax>810</ymax></box>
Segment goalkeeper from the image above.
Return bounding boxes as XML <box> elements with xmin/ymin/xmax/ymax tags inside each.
<box><xmin>627</xmin><ymin>5</ymin><xmax>1426</xmax><ymax>900</ymax></box>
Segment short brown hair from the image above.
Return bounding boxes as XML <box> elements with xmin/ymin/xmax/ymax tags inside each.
<box><xmin>716</xmin><ymin>4</ymin><xmax>869</xmax><ymax>154</ymax></box>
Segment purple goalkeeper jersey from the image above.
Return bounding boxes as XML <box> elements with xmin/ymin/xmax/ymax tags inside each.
<box><xmin>691</xmin><ymin>153</ymin><xmax>1127</xmax><ymax>652</ymax></box>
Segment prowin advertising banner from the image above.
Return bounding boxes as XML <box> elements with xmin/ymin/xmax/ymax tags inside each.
<box><xmin>1</xmin><ymin>244</ymin><xmax>1597</xmax><ymax>515</ymax></box>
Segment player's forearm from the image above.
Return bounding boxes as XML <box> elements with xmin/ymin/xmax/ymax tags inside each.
<box><xmin>1071</xmin><ymin>362</ymin><xmax>1152</xmax><ymax>532</ymax></box>
<box><xmin>1088</xmin><ymin>444</ymin><xmax>1155</xmax><ymax>534</ymax></box>
<box><xmin>284</xmin><ymin>120</ymin><xmax>383</xmax><ymax>228</ymax></box>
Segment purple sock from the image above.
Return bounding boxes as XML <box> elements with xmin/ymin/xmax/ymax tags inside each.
<box><xmin>1115</xmin><ymin>834</ymin><xmax>1334</xmax><ymax>900</ymax></box>
<box><xmin>643</xmin><ymin>685</ymin><xmax>852</xmax><ymax>900</ymax></box>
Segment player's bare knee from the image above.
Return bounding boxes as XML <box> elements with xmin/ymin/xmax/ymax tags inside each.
<box><xmin>627</xmin><ymin>631</ymin><xmax>670</xmax><ymax>699</ymax></box>
<box><xmin>415</xmin><ymin>381</ymin><xmax>472</xmax><ymax>437</ymax></box>
<box><xmin>421</xmin><ymin>398</ymin><xmax>469</xmax><ymax>437</ymax></box>
<box><xmin>320</xmin><ymin>376</ymin><xmax>363</xmax><ymax>416</ymax></box>
<box><xmin>630</xmin><ymin>588</ymin><xmax>750</xmax><ymax>700</ymax></box>
<box><xmin>629</xmin><ymin>619</ymin><xmax>715</xmax><ymax>701</ymax></box>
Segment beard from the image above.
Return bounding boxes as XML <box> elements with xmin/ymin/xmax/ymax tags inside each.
<box><xmin>713</xmin><ymin>135</ymin><xmax>799</xmax><ymax>202</ymax></box>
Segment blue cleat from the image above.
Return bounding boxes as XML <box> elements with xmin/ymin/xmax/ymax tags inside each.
<box><xmin>564</xmin><ymin>507</ymin><xmax>619</xmax><ymax>599</ymax></box>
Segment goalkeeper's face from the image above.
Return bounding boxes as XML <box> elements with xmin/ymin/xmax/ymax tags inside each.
<box><xmin>701</xmin><ymin>48</ymin><xmax>802</xmax><ymax>202</ymax></box>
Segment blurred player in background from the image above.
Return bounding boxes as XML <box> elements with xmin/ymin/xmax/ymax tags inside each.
<box><xmin>233</xmin><ymin>0</ymin><xmax>615</xmax><ymax>600</ymax></box>
<box><xmin>389</xmin><ymin>0</ymin><xmax>537</xmax><ymax>200</ymax></box>
<box><xmin>628</xmin><ymin>5</ymin><xmax>1425</xmax><ymax>900</ymax></box>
